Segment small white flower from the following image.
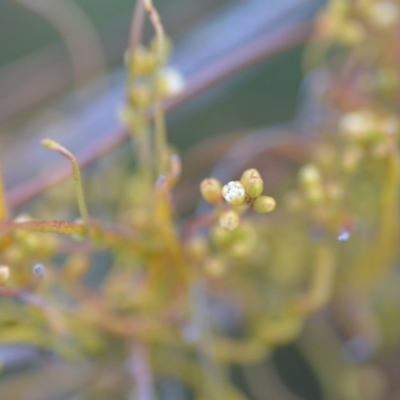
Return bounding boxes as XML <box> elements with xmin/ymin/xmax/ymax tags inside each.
<box><xmin>222</xmin><ymin>181</ymin><xmax>246</xmax><ymax>206</ymax></box>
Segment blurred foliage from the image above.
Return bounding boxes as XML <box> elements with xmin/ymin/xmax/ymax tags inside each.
<box><xmin>2</xmin><ymin>0</ymin><xmax>400</xmax><ymax>400</ymax></box>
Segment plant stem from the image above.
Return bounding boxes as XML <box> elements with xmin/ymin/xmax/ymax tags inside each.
<box><xmin>0</xmin><ymin>219</ymin><xmax>85</xmax><ymax>236</ymax></box>
<box><xmin>142</xmin><ymin>0</ymin><xmax>167</xmax><ymax>176</ymax></box>
<box><xmin>129</xmin><ymin>0</ymin><xmax>145</xmax><ymax>55</ymax></box>
<box><xmin>142</xmin><ymin>0</ymin><xmax>165</xmax><ymax>51</ymax></box>
<box><xmin>154</xmin><ymin>93</ymin><xmax>167</xmax><ymax>176</ymax></box>
<box><xmin>0</xmin><ymin>162</ymin><xmax>7</xmax><ymax>220</ymax></box>
<box><xmin>41</xmin><ymin>139</ymin><xmax>90</xmax><ymax>232</ymax></box>
<box><xmin>345</xmin><ymin>144</ymin><xmax>400</xmax><ymax>290</ymax></box>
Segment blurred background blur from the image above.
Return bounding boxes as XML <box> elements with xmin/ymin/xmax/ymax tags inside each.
<box><xmin>0</xmin><ymin>0</ymin><xmax>324</xmax><ymax>197</ymax></box>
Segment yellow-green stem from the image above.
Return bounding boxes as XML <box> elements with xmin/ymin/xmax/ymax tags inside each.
<box><xmin>41</xmin><ymin>139</ymin><xmax>90</xmax><ymax>233</ymax></box>
<box><xmin>135</xmin><ymin>115</ymin><xmax>153</xmax><ymax>182</ymax></box>
<box><xmin>345</xmin><ymin>147</ymin><xmax>400</xmax><ymax>289</ymax></box>
<box><xmin>154</xmin><ymin>88</ymin><xmax>167</xmax><ymax>176</ymax></box>
<box><xmin>142</xmin><ymin>0</ymin><xmax>168</xmax><ymax>176</ymax></box>
<box><xmin>293</xmin><ymin>244</ymin><xmax>336</xmax><ymax>314</ymax></box>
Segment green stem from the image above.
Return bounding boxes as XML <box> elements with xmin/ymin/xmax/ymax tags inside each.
<box><xmin>42</xmin><ymin>139</ymin><xmax>90</xmax><ymax>233</ymax></box>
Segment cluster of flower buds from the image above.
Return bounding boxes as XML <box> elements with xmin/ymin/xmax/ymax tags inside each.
<box><xmin>339</xmin><ymin>110</ymin><xmax>399</xmax><ymax>164</ymax></box>
<box><xmin>319</xmin><ymin>0</ymin><xmax>399</xmax><ymax>48</ymax></box>
<box><xmin>122</xmin><ymin>38</ymin><xmax>184</xmax><ymax>112</ymax></box>
<box><xmin>340</xmin><ymin>110</ymin><xmax>397</xmax><ymax>145</ymax></box>
<box><xmin>200</xmin><ymin>169</ymin><xmax>276</xmax><ymax>231</ymax></box>
<box><xmin>298</xmin><ymin>164</ymin><xmax>324</xmax><ymax>205</ymax></box>
<box><xmin>297</xmin><ymin>163</ymin><xmax>344</xmax><ymax>208</ymax></box>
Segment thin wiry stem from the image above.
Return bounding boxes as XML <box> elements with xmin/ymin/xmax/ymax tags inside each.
<box><xmin>42</xmin><ymin>139</ymin><xmax>90</xmax><ymax>233</ymax></box>
<box><xmin>130</xmin><ymin>0</ymin><xmax>146</xmax><ymax>54</ymax></box>
<box><xmin>142</xmin><ymin>0</ymin><xmax>165</xmax><ymax>57</ymax></box>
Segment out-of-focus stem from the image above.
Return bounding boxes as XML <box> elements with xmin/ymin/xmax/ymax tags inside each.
<box><xmin>142</xmin><ymin>0</ymin><xmax>165</xmax><ymax>55</ymax></box>
<box><xmin>293</xmin><ymin>244</ymin><xmax>336</xmax><ymax>314</ymax></box>
<box><xmin>130</xmin><ymin>0</ymin><xmax>146</xmax><ymax>54</ymax></box>
<box><xmin>129</xmin><ymin>340</ymin><xmax>155</xmax><ymax>400</ymax></box>
<box><xmin>0</xmin><ymin>219</ymin><xmax>144</xmax><ymax>252</ymax></box>
<box><xmin>0</xmin><ymin>162</ymin><xmax>7</xmax><ymax>220</ymax></box>
<box><xmin>345</xmin><ymin>141</ymin><xmax>400</xmax><ymax>290</ymax></box>
<box><xmin>154</xmin><ymin>94</ymin><xmax>167</xmax><ymax>176</ymax></box>
<box><xmin>0</xmin><ymin>219</ymin><xmax>85</xmax><ymax>236</ymax></box>
<box><xmin>142</xmin><ymin>0</ymin><xmax>167</xmax><ymax>176</ymax></box>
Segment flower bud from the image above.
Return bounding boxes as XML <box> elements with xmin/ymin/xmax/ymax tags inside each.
<box><xmin>245</xmin><ymin>176</ymin><xmax>264</xmax><ymax>198</ymax></box>
<box><xmin>222</xmin><ymin>181</ymin><xmax>246</xmax><ymax>206</ymax></box>
<box><xmin>0</xmin><ymin>265</ymin><xmax>10</xmax><ymax>285</ymax></box>
<box><xmin>252</xmin><ymin>196</ymin><xmax>276</xmax><ymax>213</ymax></box>
<box><xmin>240</xmin><ymin>168</ymin><xmax>261</xmax><ymax>187</ymax></box>
<box><xmin>228</xmin><ymin>241</ymin><xmax>254</xmax><ymax>260</ymax></box>
<box><xmin>339</xmin><ymin>111</ymin><xmax>374</xmax><ymax>143</ymax></box>
<box><xmin>232</xmin><ymin>224</ymin><xmax>257</xmax><ymax>252</ymax></box>
<box><xmin>129</xmin><ymin>46</ymin><xmax>156</xmax><ymax>75</ymax></box>
<box><xmin>204</xmin><ymin>256</ymin><xmax>226</xmax><ymax>278</ymax></box>
<box><xmin>150</xmin><ymin>36</ymin><xmax>172</xmax><ymax>63</ymax></box>
<box><xmin>305</xmin><ymin>187</ymin><xmax>324</xmax><ymax>205</ymax></box>
<box><xmin>200</xmin><ymin>178</ymin><xmax>222</xmax><ymax>204</ymax></box>
<box><xmin>211</xmin><ymin>225</ymin><xmax>234</xmax><ymax>248</ymax></box>
<box><xmin>219</xmin><ymin>210</ymin><xmax>240</xmax><ymax>231</ymax></box>
<box><xmin>129</xmin><ymin>85</ymin><xmax>152</xmax><ymax>109</ymax></box>
<box><xmin>299</xmin><ymin>164</ymin><xmax>321</xmax><ymax>188</ymax></box>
